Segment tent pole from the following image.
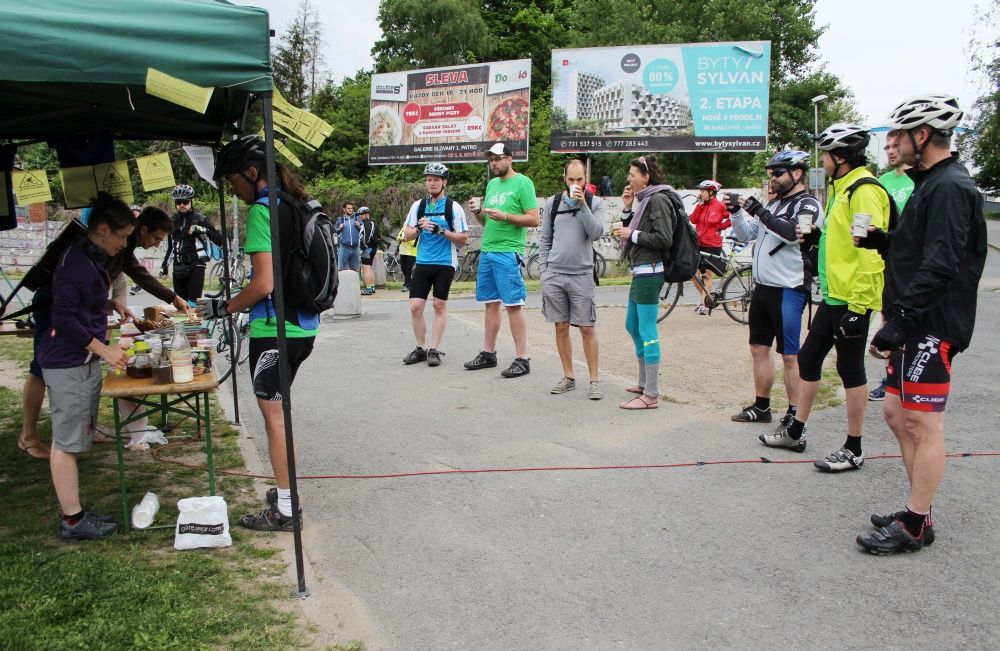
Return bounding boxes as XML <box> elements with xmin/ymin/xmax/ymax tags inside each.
<box><xmin>262</xmin><ymin>94</ymin><xmax>308</xmax><ymax>599</ymax></box>
<box><xmin>216</xmin><ymin>183</ymin><xmax>240</xmax><ymax>424</ymax></box>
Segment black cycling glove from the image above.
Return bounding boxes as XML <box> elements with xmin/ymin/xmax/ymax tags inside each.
<box><xmin>870</xmin><ymin>321</ymin><xmax>908</xmax><ymax>352</ymax></box>
<box><xmin>856</xmin><ymin>226</ymin><xmax>889</xmax><ymax>251</ymax></box>
<box><xmin>742</xmin><ymin>195</ymin><xmax>765</xmax><ymax>218</ymax></box>
<box><xmin>723</xmin><ymin>193</ymin><xmax>742</xmax><ymax>214</ymax></box>
<box><xmin>839</xmin><ymin>311</ymin><xmax>867</xmax><ymax>339</ymax></box>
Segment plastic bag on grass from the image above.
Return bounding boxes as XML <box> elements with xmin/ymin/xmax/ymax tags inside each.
<box><xmin>174</xmin><ymin>496</ymin><xmax>232</xmax><ymax>550</ymax></box>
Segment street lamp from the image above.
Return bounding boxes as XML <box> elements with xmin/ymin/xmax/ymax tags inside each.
<box><xmin>811</xmin><ymin>94</ymin><xmax>829</xmax><ymax>190</ymax></box>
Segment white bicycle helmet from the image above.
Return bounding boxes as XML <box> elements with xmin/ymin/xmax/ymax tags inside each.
<box><xmin>358</xmin><ymin>206</ymin><xmax>370</xmax><ymax>214</ymax></box>
<box><xmin>814</xmin><ymin>123</ymin><xmax>870</xmax><ymax>152</ymax></box>
<box><xmin>423</xmin><ymin>162</ymin><xmax>449</xmax><ymax>180</ymax></box>
<box><xmin>697</xmin><ymin>180</ymin><xmax>722</xmax><ymax>192</ymax></box>
<box><xmin>885</xmin><ymin>94</ymin><xmax>963</xmax><ymax>132</ymax></box>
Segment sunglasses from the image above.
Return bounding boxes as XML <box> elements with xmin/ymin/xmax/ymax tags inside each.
<box><xmin>175</xmin><ymin>199</ymin><xmax>191</xmax><ymax>205</ymax></box>
<box><xmin>767</xmin><ymin>168</ymin><xmax>789</xmax><ymax>179</ymax></box>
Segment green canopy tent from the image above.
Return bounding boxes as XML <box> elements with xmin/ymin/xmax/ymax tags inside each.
<box><xmin>0</xmin><ymin>0</ymin><xmax>310</xmax><ymax>595</ymax></box>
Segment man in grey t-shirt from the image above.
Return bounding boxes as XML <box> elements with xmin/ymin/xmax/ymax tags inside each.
<box><xmin>538</xmin><ymin>159</ymin><xmax>606</xmax><ymax>399</ymax></box>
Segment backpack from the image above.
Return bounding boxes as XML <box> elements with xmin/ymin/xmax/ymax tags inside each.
<box><xmin>260</xmin><ymin>190</ymin><xmax>339</xmax><ymax>318</ymax></box>
<box><xmin>546</xmin><ymin>190</ymin><xmax>600</xmax><ymax>285</ymax></box>
<box><xmin>415</xmin><ymin>197</ymin><xmax>455</xmax><ymax>240</ymax></box>
<box><xmin>657</xmin><ymin>187</ymin><xmax>700</xmax><ymax>283</ymax></box>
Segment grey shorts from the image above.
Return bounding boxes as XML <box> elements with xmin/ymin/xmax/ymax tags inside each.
<box><xmin>540</xmin><ymin>270</ymin><xmax>597</xmax><ymax>327</ymax></box>
<box><xmin>42</xmin><ymin>359</ymin><xmax>103</xmax><ymax>453</ymax></box>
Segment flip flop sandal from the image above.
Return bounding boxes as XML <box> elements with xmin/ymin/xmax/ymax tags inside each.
<box><xmin>624</xmin><ymin>385</ymin><xmax>644</xmax><ymax>395</ymax></box>
<box><xmin>17</xmin><ymin>437</ymin><xmax>50</xmax><ymax>460</ymax></box>
<box><xmin>619</xmin><ymin>396</ymin><xmax>658</xmax><ymax>410</ymax></box>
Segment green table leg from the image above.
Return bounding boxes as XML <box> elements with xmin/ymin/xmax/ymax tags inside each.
<box><xmin>112</xmin><ymin>399</ymin><xmax>129</xmax><ymax>531</ymax></box>
<box><xmin>203</xmin><ymin>392</ymin><xmax>215</xmax><ymax>495</ymax></box>
<box><xmin>160</xmin><ymin>394</ymin><xmax>168</xmax><ymax>430</ymax></box>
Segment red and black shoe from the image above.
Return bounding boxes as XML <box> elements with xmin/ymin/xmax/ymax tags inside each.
<box><xmin>856</xmin><ymin>520</ymin><xmax>929</xmax><ymax>555</ymax></box>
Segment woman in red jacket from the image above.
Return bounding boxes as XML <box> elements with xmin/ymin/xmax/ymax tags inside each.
<box><xmin>688</xmin><ymin>180</ymin><xmax>730</xmax><ymax>314</ymax></box>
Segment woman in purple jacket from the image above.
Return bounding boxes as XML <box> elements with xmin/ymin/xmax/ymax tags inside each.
<box><xmin>38</xmin><ymin>193</ymin><xmax>132</xmax><ymax>541</ymax></box>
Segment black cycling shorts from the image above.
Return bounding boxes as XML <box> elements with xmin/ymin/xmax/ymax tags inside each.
<box><xmin>409</xmin><ymin>264</ymin><xmax>455</xmax><ymax>301</ymax></box>
<box><xmin>697</xmin><ymin>245</ymin><xmax>725</xmax><ymax>275</ymax></box>
<box><xmin>248</xmin><ymin>337</ymin><xmax>315</xmax><ymax>401</ymax></box>
<box><xmin>885</xmin><ymin>332</ymin><xmax>956</xmax><ymax>413</ymax></box>
<box><xmin>748</xmin><ymin>284</ymin><xmax>807</xmax><ymax>355</ymax></box>
<box><xmin>797</xmin><ymin>302</ymin><xmax>870</xmax><ymax>388</ymax></box>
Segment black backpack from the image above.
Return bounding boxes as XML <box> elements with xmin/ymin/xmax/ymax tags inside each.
<box><xmin>415</xmin><ymin>196</ymin><xmax>455</xmax><ymax>240</ymax></box>
<box><xmin>657</xmin><ymin>187</ymin><xmax>700</xmax><ymax>283</ymax></box>
<box><xmin>262</xmin><ymin>191</ymin><xmax>339</xmax><ymax>318</ymax></box>
<box><xmin>547</xmin><ymin>190</ymin><xmax>601</xmax><ymax>285</ymax></box>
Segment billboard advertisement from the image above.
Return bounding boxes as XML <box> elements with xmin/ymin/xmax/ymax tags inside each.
<box><xmin>369</xmin><ymin>59</ymin><xmax>531</xmax><ymax>165</ymax></box>
<box><xmin>551</xmin><ymin>41</ymin><xmax>770</xmax><ymax>153</ymax></box>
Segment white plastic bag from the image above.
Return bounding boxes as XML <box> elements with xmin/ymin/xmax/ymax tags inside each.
<box><xmin>174</xmin><ymin>495</ymin><xmax>232</xmax><ymax>550</ymax></box>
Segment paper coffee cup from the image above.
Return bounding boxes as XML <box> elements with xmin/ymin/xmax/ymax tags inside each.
<box><xmin>469</xmin><ymin>197</ymin><xmax>481</xmax><ymax>212</ymax></box>
<box><xmin>852</xmin><ymin>212</ymin><xmax>872</xmax><ymax>237</ymax></box>
<box><xmin>798</xmin><ymin>213</ymin><xmax>813</xmax><ymax>234</ymax></box>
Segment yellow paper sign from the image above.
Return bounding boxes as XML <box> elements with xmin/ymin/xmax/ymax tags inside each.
<box><xmin>273</xmin><ymin>139</ymin><xmax>303</xmax><ymax>168</ymax></box>
<box><xmin>12</xmin><ymin>169</ymin><xmax>52</xmax><ymax>204</ymax></box>
<box><xmin>272</xmin><ymin>88</ymin><xmax>298</xmax><ymax>118</ymax></box>
<box><xmin>145</xmin><ymin>68</ymin><xmax>214</xmax><ymax>114</ymax></box>
<box><xmin>59</xmin><ymin>165</ymin><xmax>99</xmax><ymax>208</ymax></box>
<box><xmin>60</xmin><ymin>162</ymin><xmax>134</xmax><ymax>208</ymax></box>
<box><xmin>0</xmin><ymin>172</ymin><xmax>10</xmax><ymax>217</ymax></box>
<box><xmin>135</xmin><ymin>153</ymin><xmax>176</xmax><ymax>191</ymax></box>
<box><xmin>274</xmin><ymin>123</ymin><xmax>317</xmax><ymax>151</ymax></box>
<box><xmin>271</xmin><ymin>107</ymin><xmax>330</xmax><ymax>148</ymax></box>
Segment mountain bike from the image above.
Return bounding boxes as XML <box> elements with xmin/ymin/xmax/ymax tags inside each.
<box><xmin>657</xmin><ymin>239</ymin><xmax>755</xmax><ymax>324</ymax></box>
<box><xmin>206</xmin><ymin>251</ymin><xmax>248</xmax><ymax>299</ymax></box>
<box><xmin>206</xmin><ymin>308</ymin><xmax>250</xmax><ymax>384</ymax></box>
<box><xmin>456</xmin><ymin>247</ymin><xmax>480</xmax><ymax>281</ymax></box>
<box><xmin>524</xmin><ymin>241</ymin><xmax>608</xmax><ymax>280</ymax></box>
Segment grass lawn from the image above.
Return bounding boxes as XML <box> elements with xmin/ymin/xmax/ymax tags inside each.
<box><xmin>0</xmin><ymin>336</ymin><xmax>356</xmax><ymax>650</ymax></box>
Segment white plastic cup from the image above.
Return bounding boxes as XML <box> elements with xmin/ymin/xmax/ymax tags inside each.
<box><xmin>798</xmin><ymin>212</ymin><xmax>813</xmax><ymax>234</ymax></box>
<box><xmin>611</xmin><ymin>221</ymin><xmax>624</xmax><ymax>238</ymax></box>
<box><xmin>131</xmin><ymin>491</ymin><xmax>160</xmax><ymax>529</ymax></box>
<box><xmin>469</xmin><ymin>197</ymin><xmax>481</xmax><ymax>212</ymax></box>
<box><xmin>566</xmin><ymin>184</ymin><xmax>581</xmax><ymax>207</ymax></box>
<box><xmin>852</xmin><ymin>212</ymin><xmax>872</xmax><ymax>237</ymax></box>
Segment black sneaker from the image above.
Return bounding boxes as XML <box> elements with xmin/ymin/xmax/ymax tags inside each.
<box><xmin>240</xmin><ymin>504</ymin><xmax>298</xmax><ymax>532</ymax></box>
<box><xmin>856</xmin><ymin>520</ymin><xmax>928</xmax><ymax>555</ymax></box>
<box><xmin>404</xmin><ymin>347</ymin><xmax>428</xmax><ymax>365</ymax></box>
<box><xmin>427</xmin><ymin>349</ymin><xmax>443</xmax><ymax>367</ymax></box>
<box><xmin>82</xmin><ymin>505</ymin><xmax>117</xmax><ymax>524</ymax></box>
<box><xmin>500</xmin><ymin>357</ymin><xmax>530</xmax><ymax>378</ymax></box>
<box><xmin>731</xmin><ymin>405</ymin><xmax>773</xmax><ymax>423</ymax></box>
<box><xmin>871</xmin><ymin>511</ymin><xmax>935</xmax><ymax>545</ymax></box>
<box><xmin>59</xmin><ymin>510</ymin><xmax>118</xmax><ymax>541</ymax></box>
<box><xmin>464</xmin><ymin>351</ymin><xmax>497</xmax><ymax>370</ymax></box>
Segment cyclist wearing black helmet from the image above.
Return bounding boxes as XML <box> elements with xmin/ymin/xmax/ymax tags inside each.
<box><xmin>200</xmin><ymin>134</ymin><xmax>320</xmax><ymax>533</ymax></box>
<box><xmin>725</xmin><ymin>150</ymin><xmax>823</xmax><ymax>431</ymax></box>
<box><xmin>160</xmin><ymin>183</ymin><xmax>223</xmax><ymax>304</ymax></box>
<box><xmin>763</xmin><ymin>124</ymin><xmax>889</xmax><ymax>474</ymax></box>
<box><xmin>401</xmin><ymin>163</ymin><xmax>469</xmax><ymax>366</ymax></box>
<box><xmin>855</xmin><ymin>95</ymin><xmax>985</xmax><ymax>555</ymax></box>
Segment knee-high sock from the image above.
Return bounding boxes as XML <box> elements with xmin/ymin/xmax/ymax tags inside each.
<box><xmin>644</xmin><ymin>362</ymin><xmax>660</xmax><ymax>398</ymax></box>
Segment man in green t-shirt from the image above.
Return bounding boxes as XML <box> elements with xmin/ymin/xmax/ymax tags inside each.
<box><xmin>463</xmin><ymin>143</ymin><xmax>540</xmax><ymax>378</ymax></box>
<box><xmin>869</xmin><ymin>134</ymin><xmax>916</xmax><ymax>401</ymax></box>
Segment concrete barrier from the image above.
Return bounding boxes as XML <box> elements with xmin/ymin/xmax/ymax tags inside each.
<box><xmin>333</xmin><ymin>269</ymin><xmax>361</xmax><ymax>317</ymax></box>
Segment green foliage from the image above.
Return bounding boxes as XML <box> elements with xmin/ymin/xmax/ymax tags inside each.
<box><xmin>373</xmin><ymin>0</ymin><xmax>490</xmax><ymax>72</ymax></box>
<box><xmin>272</xmin><ymin>0</ymin><xmax>327</xmax><ymax>108</ymax></box>
<box><xmin>967</xmin><ymin>40</ymin><xmax>1000</xmax><ymax>192</ymax></box>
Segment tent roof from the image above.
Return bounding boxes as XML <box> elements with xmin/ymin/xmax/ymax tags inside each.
<box><xmin>0</xmin><ymin>0</ymin><xmax>273</xmax><ymax>144</ymax></box>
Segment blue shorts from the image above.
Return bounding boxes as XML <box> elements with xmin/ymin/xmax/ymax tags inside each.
<box><xmin>338</xmin><ymin>244</ymin><xmax>360</xmax><ymax>272</ymax></box>
<box><xmin>748</xmin><ymin>284</ymin><xmax>807</xmax><ymax>355</ymax></box>
<box><xmin>475</xmin><ymin>251</ymin><xmax>526</xmax><ymax>306</ymax></box>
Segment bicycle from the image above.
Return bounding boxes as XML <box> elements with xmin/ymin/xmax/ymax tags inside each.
<box><xmin>382</xmin><ymin>249</ymin><xmax>403</xmax><ymax>282</ymax></box>
<box><xmin>524</xmin><ymin>242</ymin><xmax>608</xmax><ymax>280</ymax></box>
<box><xmin>657</xmin><ymin>239</ymin><xmax>755</xmax><ymax>324</ymax></box>
<box><xmin>456</xmin><ymin>247</ymin><xmax>480</xmax><ymax>281</ymax></box>
<box><xmin>205</xmin><ymin>308</ymin><xmax>250</xmax><ymax>384</ymax></box>
<box><xmin>206</xmin><ymin>252</ymin><xmax>248</xmax><ymax>298</ymax></box>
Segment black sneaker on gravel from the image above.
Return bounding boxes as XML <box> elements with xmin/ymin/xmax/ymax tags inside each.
<box><xmin>732</xmin><ymin>405</ymin><xmax>773</xmax><ymax>423</ymax></box>
<box><xmin>856</xmin><ymin>520</ymin><xmax>928</xmax><ymax>554</ymax></box>
<box><xmin>500</xmin><ymin>358</ymin><xmax>530</xmax><ymax>378</ymax></box>
<box><xmin>241</xmin><ymin>504</ymin><xmax>298</xmax><ymax>532</ymax></box>
<box><xmin>403</xmin><ymin>347</ymin><xmax>427</xmax><ymax>365</ymax></box>
<box><xmin>871</xmin><ymin>511</ymin><xmax>935</xmax><ymax>545</ymax></box>
<box><xmin>427</xmin><ymin>349</ymin><xmax>443</xmax><ymax>367</ymax></box>
<box><xmin>59</xmin><ymin>510</ymin><xmax>118</xmax><ymax>541</ymax></box>
<box><xmin>464</xmin><ymin>351</ymin><xmax>497</xmax><ymax>370</ymax></box>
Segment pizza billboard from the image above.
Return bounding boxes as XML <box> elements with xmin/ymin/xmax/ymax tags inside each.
<box><xmin>369</xmin><ymin>59</ymin><xmax>531</xmax><ymax>165</ymax></box>
<box><xmin>551</xmin><ymin>41</ymin><xmax>770</xmax><ymax>153</ymax></box>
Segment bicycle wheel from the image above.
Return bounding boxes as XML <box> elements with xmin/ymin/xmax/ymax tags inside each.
<box><xmin>525</xmin><ymin>253</ymin><xmax>540</xmax><ymax>280</ymax></box>
<box><xmin>383</xmin><ymin>254</ymin><xmax>402</xmax><ymax>282</ymax></box>
<box><xmin>809</xmin><ymin>276</ymin><xmax>822</xmax><ymax>306</ymax></box>
<box><xmin>720</xmin><ymin>267</ymin><xmax>755</xmax><ymax>324</ymax></box>
<box><xmin>657</xmin><ymin>282</ymin><xmax>682</xmax><ymax>322</ymax></box>
<box><xmin>594</xmin><ymin>250</ymin><xmax>607</xmax><ymax>278</ymax></box>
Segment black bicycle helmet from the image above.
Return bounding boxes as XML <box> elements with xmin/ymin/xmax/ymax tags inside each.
<box><xmin>171</xmin><ymin>184</ymin><xmax>195</xmax><ymax>201</ymax></box>
<box><xmin>765</xmin><ymin>150</ymin><xmax>810</xmax><ymax>171</ymax></box>
<box><xmin>214</xmin><ymin>135</ymin><xmax>267</xmax><ymax>178</ymax></box>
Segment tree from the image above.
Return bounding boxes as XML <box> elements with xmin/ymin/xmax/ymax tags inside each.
<box><xmin>372</xmin><ymin>0</ymin><xmax>490</xmax><ymax>72</ymax></box>
<box><xmin>962</xmin><ymin>0</ymin><xmax>1000</xmax><ymax>192</ymax></box>
<box><xmin>272</xmin><ymin>0</ymin><xmax>326</xmax><ymax>108</ymax></box>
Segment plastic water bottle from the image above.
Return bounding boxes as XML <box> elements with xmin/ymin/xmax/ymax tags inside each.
<box><xmin>170</xmin><ymin>321</ymin><xmax>193</xmax><ymax>384</ymax></box>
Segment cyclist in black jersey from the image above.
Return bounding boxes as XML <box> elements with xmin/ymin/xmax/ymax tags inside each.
<box><xmin>855</xmin><ymin>94</ymin><xmax>986</xmax><ymax>555</ymax></box>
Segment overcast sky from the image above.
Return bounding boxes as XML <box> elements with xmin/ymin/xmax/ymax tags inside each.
<box><xmin>239</xmin><ymin>0</ymin><xmax>991</xmax><ymax>127</ymax></box>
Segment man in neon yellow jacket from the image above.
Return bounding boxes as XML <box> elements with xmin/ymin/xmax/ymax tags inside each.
<box><xmin>761</xmin><ymin>124</ymin><xmax>890</xmax><ymax>475</ymax></box>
